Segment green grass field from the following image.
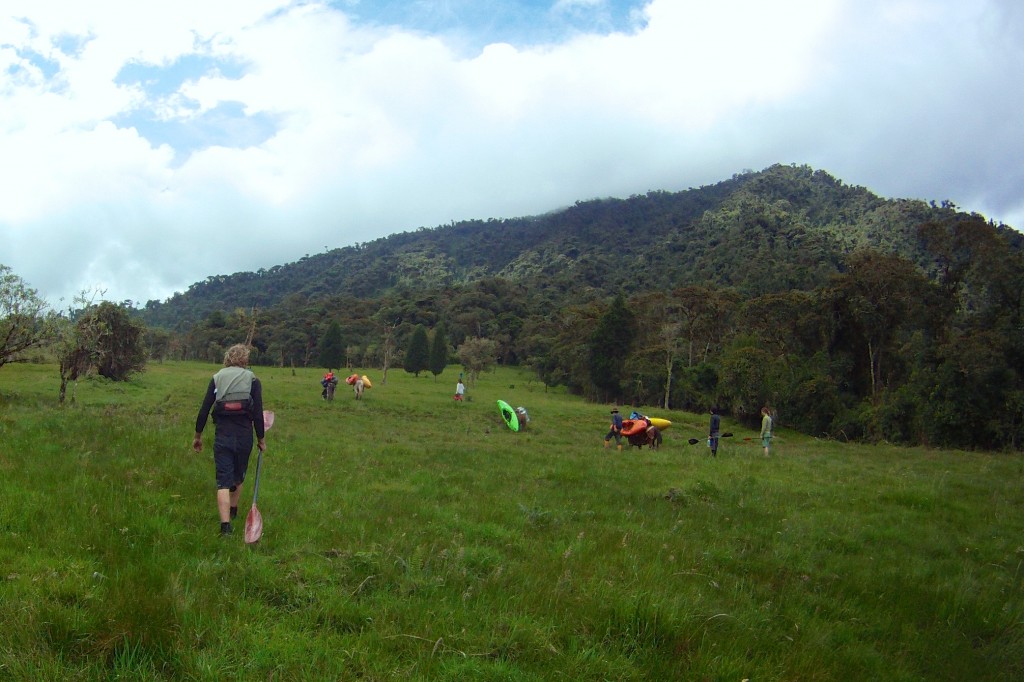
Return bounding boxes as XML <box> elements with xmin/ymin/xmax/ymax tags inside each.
<box><xmin>0</xmin><ymin>361</ymin><xmax>1022</xmax><ymax>680</ymax></box>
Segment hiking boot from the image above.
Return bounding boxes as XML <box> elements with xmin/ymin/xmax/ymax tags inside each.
<box><xmin>220</xmin><ymin>522</ymin><xmax>233</xmax><ymax>536</ymax></box>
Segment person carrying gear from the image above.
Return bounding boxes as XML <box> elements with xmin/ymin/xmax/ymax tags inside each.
<box><xmin>321</xmin><ymin>371</ymin><xmax>338</xmax><ymax>400</ymax></box>
<box><xmin>604</xmin><ymin>408</ymin><xmax>624</xmax><ymax>450</ymax></box>
<box><xmin>193</xmin><ymin>344</ymin><xmax>266</xmax><ymax>536</ymax></box>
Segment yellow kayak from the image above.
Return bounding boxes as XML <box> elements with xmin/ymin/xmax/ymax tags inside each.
<box><xmin>649</xmin><ymin>417</ymin><xmax>672</xmax><ymax>431</ymax></box>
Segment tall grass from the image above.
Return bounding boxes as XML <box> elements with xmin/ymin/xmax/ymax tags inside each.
<box><xmin>0</xmin><ymin>361</ymin><xmax>1021</xmax><ymax>680</ymax></box>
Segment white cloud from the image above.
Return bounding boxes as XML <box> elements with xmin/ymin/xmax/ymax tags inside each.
<box><xmin>1</xmin><ymin>0</ymin><xmax>1022</xmax><ymax>306</ymax></box>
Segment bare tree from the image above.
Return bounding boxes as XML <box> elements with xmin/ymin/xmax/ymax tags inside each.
<box><xmin>54</xmin><ymin>292</ymin><xmax>103</xmax><ymax>405</ymax></box>
<box><xmin>457</xmin><ymin>337</ymin><xmax>498</xmax><ymax>384</ymax></box>
<box><xmin>0</xmin><ymin>264</ymin><xmax>53</xmax><ymax>369</ymax></box>
<box><xmin>379</xmin><ymin>321</ymin><xmax>398</xmax><ymax>385</ymax></box>
<box><xmin>55</xmin><ymin>294</ymin><xmax>147</xmax><ymax>404</ymax></box>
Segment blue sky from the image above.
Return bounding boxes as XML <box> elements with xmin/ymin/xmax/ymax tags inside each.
<box><xmin>337</xmin><ymin>0</ymin><xmax>650</xmax><ymax>48</ymax></box>
<box><xmin>1</xmin><ymin>0</ymin><xmax>1022</xmax><ymax>305</ymax></box>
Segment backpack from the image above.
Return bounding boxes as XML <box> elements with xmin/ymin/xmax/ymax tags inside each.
<box><xmin>213</xmin><ymin>366</ymin><xmax>254</xmax><ymax>415</ymax></box>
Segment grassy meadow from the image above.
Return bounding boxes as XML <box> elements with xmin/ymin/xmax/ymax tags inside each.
<box><xmin>0</xmin><ymin>360</ymin><xmax>1022</xmax><ymax>680</ymax></box>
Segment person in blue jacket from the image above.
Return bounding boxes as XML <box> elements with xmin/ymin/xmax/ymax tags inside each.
<box><xmin>709</xmin><ymin>406</ymin><xmax>721</xmax><ymax>457</ymax></box>
<box><xmin>604</xmin><ymin>408</ymin><xmax>624</xmax><ymax>450</ymax></box>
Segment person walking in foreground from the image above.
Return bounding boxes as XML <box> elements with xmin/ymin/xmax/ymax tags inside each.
<box><xmin>709</xmin><ymin>406</ymin><xmax>721</xmax><ymax>457</ymax></box>
<box><xmin>604</xmin><ymin>408</ymin><xmax>624</xmax><ymax>450</ymax></box>
<box><xmin>454</xmin><ymin>380</ymin><xmax>465</xmax><ymax>401</ymax></box>
<box><xmin>760</xmin><ymin>406</ymin><xmax>773</xmax><ymax>456</ymax></box>
<box><xmin>193</xmin><ymin>344</ymin><xmax>266</xmax><ymax>536</ymax></box>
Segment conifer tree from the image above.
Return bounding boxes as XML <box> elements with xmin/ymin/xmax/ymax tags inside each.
<box><xmin>403</xmin><ymin>324</ymin><xmax>430</xmax><ymax>377</ymax></box>
<box><xmin>319</xmin><ymin>320</ymin><xmax>344</xmax><ymax>371</ymax></box>
<box><xmin>588</xmin><ymin>293</ymin><xmax>637</xmax><ymax>402</ymax></box>
<box><xmin>428</xmin><ymin>323</ymin><xmax>449</xmax><ymax>379</ymax></box>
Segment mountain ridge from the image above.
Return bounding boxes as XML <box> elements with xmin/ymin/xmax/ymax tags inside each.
<box><xmin>138</xmin><ymin>163</ymin><xmax>1019</xmax><ymax>330</ymax></box>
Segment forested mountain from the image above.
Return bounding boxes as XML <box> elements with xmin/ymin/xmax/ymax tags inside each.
<box><xmin>138</xmin><ymin>164</ymin><xmax>1020</xmax><ymax>330</ymax></box>
<box><xmin>137</xmin><ymin>164</ymin><xmax>1024</xmax><ymax>450</ymax></box>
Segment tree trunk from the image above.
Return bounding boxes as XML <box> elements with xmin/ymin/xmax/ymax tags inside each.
<box><xmin>868</xmin><ymin>340</ymin><xmax>878</xmax><ymax>402</ymax></box>
<box><xmin>663</xmin><ymin>349</ymin><xmax>674</xmax><ymax>409</ymax></box>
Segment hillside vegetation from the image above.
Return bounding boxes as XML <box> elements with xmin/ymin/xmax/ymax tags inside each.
<box><xmin>139</xmin><ymin>164</ymin><xmax>1020</xmax><ymax>328</ymax></box>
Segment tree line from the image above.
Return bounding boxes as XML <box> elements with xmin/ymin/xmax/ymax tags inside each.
<box><xmin>3</xmin><ymin>165</ymin><xmax>1022</xmax><ymax>450</ymax></box>
<box><xmin>41</xmin><ymin>213</ymin><xmax>1021</xmax><ymax>449</ymax></box>
<box><xmin>4</xmin><ymin>212</ymin><xmax>1022</xmax><ymax>449</ymax></box>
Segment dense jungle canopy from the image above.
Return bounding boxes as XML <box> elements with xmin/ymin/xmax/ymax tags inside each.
<box><xmin>135</xmin><ymin>164</ymin><xmax>1024</xmax><ymax>450</ymax></box>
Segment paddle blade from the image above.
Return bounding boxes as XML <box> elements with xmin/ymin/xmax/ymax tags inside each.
<box><xmin>244</xmin><ymin>504</ymin><xmax>263</xmax><ymax>544</ymax></box>
<box><xmin>263</xmin><ymin>410</ymin><xmax>275</xmax><ymax>431</ymax></box>
<box><xmin>688</xmin><ymin>438</ymin><xmax>700</xmax><ymax>445</ymax></box>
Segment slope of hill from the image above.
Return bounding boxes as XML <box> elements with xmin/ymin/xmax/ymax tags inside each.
<box><xmin>138</xmin><ymin>163</ymin><xmax>1019</xmax><ymax>329</ymax></box>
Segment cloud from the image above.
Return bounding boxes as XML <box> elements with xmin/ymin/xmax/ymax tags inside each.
<box><xmin>1</xmin><ymin>0</ymin><xmax>1022</xmax><ymax>306</ymax></box>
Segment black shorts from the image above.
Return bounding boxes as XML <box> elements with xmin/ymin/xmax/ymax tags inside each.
<box><xmin>213</xmin><ymin>430</ymin><xmax>254</xmax><ymax>489</ymax></box>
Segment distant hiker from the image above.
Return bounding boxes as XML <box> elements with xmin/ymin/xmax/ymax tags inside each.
<box><xmin>604</xmin><ymin>408</ymin><xmax>624</xmax><ymax>450</ymax></box>
<box><xmin>454</xmin><ymin>380</ymin><xmax>465</xmax><ymax>401</ymax></box>
<box><xmin>515</xmin><ymin>406</ymin><xmax>530</xmax><ymax>429</ymax></box>
<box><xmin>321</xmin><ymin>371</ymin><xmax>338</xmax><ymax>400</ymax></box>
<box><xmin>760</xmin><ymin>406</ymin><xmax>773</xmax><ymax>456</ymax></box>
<box><xmin>709</xmin><ymin>406</ymin><xmax>721</xmax><ymax>457</ymax></box>
<box><xmin>193</xmin><ymin>344</ymin><xmax>266</xmax><ymax>536</ymax></box>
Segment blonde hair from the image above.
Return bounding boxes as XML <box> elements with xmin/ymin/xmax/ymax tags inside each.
<box><xmin>223</xmin><ymin>344</ymin><xmax>251</xmax><ymax>368</ymax></box>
